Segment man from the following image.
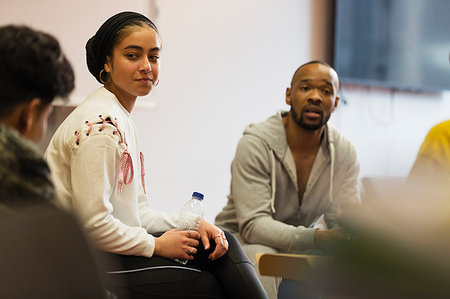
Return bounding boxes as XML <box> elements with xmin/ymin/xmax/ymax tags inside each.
<box><xmin>215</xmin><ymin>60</ymin><xmax>360</xmax><ymax>297</ymax></box>
<box><xmin>0</xmin><ymin>24</ymin><xmax>74</xmax><ymax>209</ymax></box>
<box><xmin>0</xmin><ymin>25</ymin><xmax>112</xmax><ymax>298</ymax></box>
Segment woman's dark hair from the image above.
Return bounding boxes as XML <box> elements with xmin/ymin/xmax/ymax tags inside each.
<box><xmin>85</xmin><ymin>11</ymin><xmax>158</xmax><ymax>84</ymax></box>
<box><xmin>0</xmin><ymin>25</ymin><xmax>75</xmax><ymax>117</ymax></box>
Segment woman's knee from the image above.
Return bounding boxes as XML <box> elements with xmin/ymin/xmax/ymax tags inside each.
<box><xmin>223</xmin><ymin>231</ymin><xmax>252</xmax><ymax>264</ymax></box>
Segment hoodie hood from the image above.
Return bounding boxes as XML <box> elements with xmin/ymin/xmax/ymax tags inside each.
<box><xmin>214</xmin><ymin>111</ymin><xmax>360</xmax><ymax>253</ymax></box>
<box><xmin>243</xmin><ymin>110</ymin><xmax>336</xmax><ymax>159</ymax></box>
<box><xmin>242</xmin><ymin>110</ymin><xmax>336</xmax><ymax>215</ymax></box>
<box><xmin>243</xmin><ymin>111</ymin><xmax>290</xmax><ymax>162</ymax></box>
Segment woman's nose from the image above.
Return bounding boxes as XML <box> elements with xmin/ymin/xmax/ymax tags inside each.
<box><xmin>140</xmin><ymin>58</ymin><xmax>151</xmax><ymax>73</ymax></box>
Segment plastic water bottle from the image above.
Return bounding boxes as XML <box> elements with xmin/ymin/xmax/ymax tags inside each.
<box><xmin>175</xmin><ymin>191</ymin><xmax>204</xmax><ymax>264</ymax></box>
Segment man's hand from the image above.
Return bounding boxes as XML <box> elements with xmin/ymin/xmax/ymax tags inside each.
<box><xmin>314</xmin><ymin>227</ymin><xmax>349</xmax><ymax>250</ymax></box>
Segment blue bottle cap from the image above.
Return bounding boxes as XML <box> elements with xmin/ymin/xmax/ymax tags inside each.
<box><xmin>192</xmin><ymin>192</ymin><xmax>204</xmax><ymax>200</ymax></box>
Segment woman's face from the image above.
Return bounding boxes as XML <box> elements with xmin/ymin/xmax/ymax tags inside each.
<box><xmin>104</xmin><ymin>25</ymin><xmax>161</xmax><ymax>108</ymax></box>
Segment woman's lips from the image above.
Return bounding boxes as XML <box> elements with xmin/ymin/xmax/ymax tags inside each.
<box><xmin>136</xmin><ymin>77</ymin><xmax>152</xmax><ymax>85</ymax></box>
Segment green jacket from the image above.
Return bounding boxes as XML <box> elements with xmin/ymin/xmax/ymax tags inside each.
<box><xmin>0</xmin><ymin>124</ymin><xmax>54</xmax><ymax>210</ymax></box>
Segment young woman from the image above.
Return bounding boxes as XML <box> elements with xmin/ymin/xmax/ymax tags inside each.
<box><xmin>45</xmin><ymin>11</ymin><xmax>266</xmax><ymax>298</ymax></box>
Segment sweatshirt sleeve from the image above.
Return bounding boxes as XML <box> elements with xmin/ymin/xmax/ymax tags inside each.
<box><xmin>325</xmin><ymin>139</ymin><xmax>361</xmax><ymax>228</ymax></box>
<box><xmin>232</xmin><ymin>135</ymin><xmax>318</xmax><ymax>253</ymax></box>
<box><xmin>138</xmin><ymin>191</ymin><xmax>179</xmax><ymax>233</ymax></box>
<box><xmin>71</xmin><ymin>132</ymin><xmax>156</xmax><ymax>257</ymax></box>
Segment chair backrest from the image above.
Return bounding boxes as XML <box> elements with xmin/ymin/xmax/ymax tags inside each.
<box><xmin>0</xmin><ymin>207</ymin><xmax>107</xmax><ymax>298</ymax></box>
<box><xmin>256</xmin><ymin>253</ymin><xmax>331</xmax><ymax>281</ymax></box>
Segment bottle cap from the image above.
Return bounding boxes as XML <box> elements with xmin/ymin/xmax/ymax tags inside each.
<box><xmin>192</xmin><ymin>192</ymin><xmax>204</xmax><ymax>200</ymax></box>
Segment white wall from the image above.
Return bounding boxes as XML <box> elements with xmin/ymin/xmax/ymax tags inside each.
<box><xmin>137</xmin><ymin>0</ymin><xmax>450</xmax><ymax>221</ymax></box>
<box><xmin>1</xmin><ymin>0</ymin><xmax>448</xmax><ymax>222</ymax></box>
<box><xmin>0</xmin><ymin>0</ymin><xmax>156</xmax><ymax>104</ymax></box>
<box><xmin>333</xmin><ymin>86</ymin><xmax>450</xmax><ymax>179</ymax></box>
<box><xmin>134</xmin><ymin>0</ymin><xmax>310</xmax><ymax>220</ymax></box>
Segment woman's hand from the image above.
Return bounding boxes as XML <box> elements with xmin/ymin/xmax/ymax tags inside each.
<box><xmin>153</xmin><ymin>229</ymin><xmax>200</xmax><ymax>260</ymax></box>
<box><xmin>197</xmin><ymin>220</ymin><xmax>229</xmax><ymax>260</ymax></box>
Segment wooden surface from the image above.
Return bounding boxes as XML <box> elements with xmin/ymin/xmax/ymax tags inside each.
<box><xmin>256</xmin><ymin>253</ymin><xmax>332</xmax><ymax>281</ymax></box>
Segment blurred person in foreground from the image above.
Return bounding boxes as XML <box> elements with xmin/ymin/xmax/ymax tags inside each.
<box><xmin>0</xmin><ymin>24</ymin><xmax>110</xmax><ymax>299</ymax></box>
<box><xmin>298</xmin><ymin>58</ymin><xmax>450</xmax><ymax>299</ymax></box>
<box><xmin>215</xmin><ymin>60</ymin><xmax>361</xmax><ymax>298</ymax></box>
<box><xmin>304</xmin><ymin>183</ymin><xmax>450</xmax><ymax>299</ymax></box>
<box><xmin>0</xmin><ymin>24</ymin><xmax>74</xmax><ymax>210</ymax></box>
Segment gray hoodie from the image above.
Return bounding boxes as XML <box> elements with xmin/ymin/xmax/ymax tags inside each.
<box><xmin>215</xmin><ymin>111</ymin><xmax>360</xmax><ymax>252</ymax></box>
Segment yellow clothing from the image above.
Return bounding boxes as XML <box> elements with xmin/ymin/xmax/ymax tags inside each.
<box><xmin>408</xmin><ymin>120</ymin><xmax>450</xmax><ymax>197</ymax></box>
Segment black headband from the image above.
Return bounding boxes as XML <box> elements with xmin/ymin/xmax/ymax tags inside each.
<box><xmin>86</xmin><ymin>11</ymin><xmax>155</xmax><ymax>83</ymax></box>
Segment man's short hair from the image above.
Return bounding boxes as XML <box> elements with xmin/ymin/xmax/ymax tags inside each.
<box><xmin>290</xmin><ymin>60</ymin><xmax>338</xmax><ymax>89</ymax></box>
<box><xmin>0</xmin><ymin>25</ymin><xmax>74</xmax><ymax>117</ymax></box>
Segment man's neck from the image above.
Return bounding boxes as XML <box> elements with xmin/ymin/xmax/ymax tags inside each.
<box><xmin>283</xmin><ymin>114</ymin><xmax>325</xmax><ymax>153</ymax></box>
<box><xmin>0</xmin><ymin>110</ymin><xmax>23</xmax><ymax>134</ymax></box>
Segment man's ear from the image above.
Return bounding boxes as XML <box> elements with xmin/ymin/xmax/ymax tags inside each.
<box><xmin>285</xmin><ymin>87</ymin><xmax>291</xmax><ymax>105</ymax></box>
<box><xmin>19</xmin><ymin>98</ymin><xmax>42</xmax><ymax>136</ymax></box>
<box><xmin>332</xmin><ymin>95</ymin><xmax>340</xmax><ymax>112</ymax></box>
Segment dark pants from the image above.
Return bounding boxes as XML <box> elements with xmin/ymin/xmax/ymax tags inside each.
<box><xmin>99</xmin><ymin>231</ymin><xmax>268</xmax><ymax>299</ymax></box>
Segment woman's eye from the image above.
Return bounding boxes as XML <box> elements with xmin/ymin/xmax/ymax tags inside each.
<box><xmin>126</xmin><ymin>53</ymin><xmax>138</xmax><ymax>59</ymax></box>
<box><xmin>149</xmin><ymin>55</ymin><xmax>160</xmax><ymax>62</ymax></box>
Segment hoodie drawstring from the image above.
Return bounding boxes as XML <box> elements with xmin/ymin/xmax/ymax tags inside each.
<box><xmin>270</xmin><ymin>150</ymin><xmax>276</xmax><ymax>213</ymax></box>
<box><xmin>329</xmin><ymin>142</ymin><xmax>335</xmax><ymax>202</ymax></box>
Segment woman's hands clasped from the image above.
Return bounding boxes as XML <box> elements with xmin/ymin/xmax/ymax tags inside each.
<box><xmin>153</xmin><ymin>220</ymin><xmax>228</xmax><ymax>261</ymax></box>
<box><xmin>197</xmin><ymin>220</ymin><xmax>229</xmax><ymax>260</ymax></box>
<box><xmin>153</xmin><ymin>229</ymin><xmax>200</xmax><ymax>261</ymax></box>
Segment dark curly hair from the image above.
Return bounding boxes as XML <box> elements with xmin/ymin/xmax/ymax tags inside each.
<box><xmin>0</xmin><ymin>25</ymin><xmax>75</xmax><ymax>117</ymax></box>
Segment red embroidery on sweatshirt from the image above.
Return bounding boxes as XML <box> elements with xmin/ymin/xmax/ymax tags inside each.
<box><xmin>75</xmin><ymin>116</ymin><xmax>146</xmax><ymax>193</ymax></box>
<box><xmin>119</xmin><ymin>149</ymin><xmax>134</xmax><ymax>192</ymax></box>
<box><xmin>140</xmin><ymin>152</ymin><xmax>146</xmax><ymax>194</ymax></box>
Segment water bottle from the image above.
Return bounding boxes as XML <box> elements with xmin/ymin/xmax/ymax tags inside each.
<box><xmin>175</xmin><ymin>191</ymin><xmax>204</xmax><ymax>264</ymax></box>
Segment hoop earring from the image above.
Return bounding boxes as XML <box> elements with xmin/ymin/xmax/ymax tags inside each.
<box><xmin>99</xmin><ymin>69</ymin><xmax>107</xmax><ymax>84</ymax></box>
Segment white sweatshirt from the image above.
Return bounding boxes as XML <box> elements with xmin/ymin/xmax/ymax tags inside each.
<box><xmin>45</xmin><ymin>87</ymin><xmax>178</xmax><ymax>257</ymax></box>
